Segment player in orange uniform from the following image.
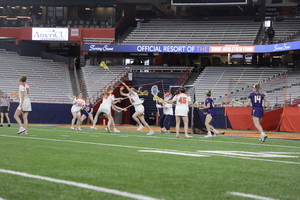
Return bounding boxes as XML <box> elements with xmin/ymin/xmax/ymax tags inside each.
<box><xmin>71</xmin><ymin>92</ymin><xmax>85</xmax><ymax>130</ymax></box>
<box><xmin>14</xmin><ymin>75</ymin><xmax>31</xmax><ymax>135</ymax></box>
<box><xmin>168</xmin><ymin>87</ymin><xmax>192</xmax><ymax>138</ymax></box>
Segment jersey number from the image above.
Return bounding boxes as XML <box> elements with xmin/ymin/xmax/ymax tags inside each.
<box><xmin>178</xmin><ymin>97</ymin><xmax>187</xmax><ymax>104</ymax></box>
<box><xmin>254</xmin><ymin>95</ymin><xmax>261</xmax><ymax>104</ymax></box>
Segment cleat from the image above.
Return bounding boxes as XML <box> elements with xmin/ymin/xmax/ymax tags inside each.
<box><xmin>260</xmin><ymin>135</ymin><xmax>268</xmax><ymax>142</ymax></box>
<box><xmin>0</xmin><ymin>124</ymin><xmax>3</xmax><ymax>127</ymax></box>
<box><xmin>160</xmin><ymin>129</ymin><xmax>165</xmax><ymax>133</ymax></box>
<box><xmin>90</xmin><ymin>126</ymin><xmax>97</xmax><ymax>130</ymax></box>
<box><xmin>8</xmin><ymin>124</ymin><xmax>11</xmax><ymax>127</ymax></box>
<box><xmin>176</xmin><ymin>135</ymin><xmax>180</xmax><ymax>138</ymax></box>
<box><xmin>77</xmin><ymin>127</ymin><xmax>82</xmax><ymax>130</ymax></box>
<box><xmin>146</xmin><ymin>131</ymin><xmax>154</xmax><ymax>135</ymax></box>
<box><xmin>204</xmin><ymin>134</ymin><xmax>213</xmax><ymax>138</ymax></box>
<box><xmin>137</xmin><ymin>124</ymin><xmax>144</xmax><ymax>131</ymax></box>
<box><xmin>71</xmin><ymin>127</ymin><xmax>75</xmax><ymax>130</ymax></box>
<box><xmin>17</xmin><ymin>127</ymin><xmax>26</xmax><ymax>135</ymax></box>
<box><xmin>105</xmin><ymin>126</ymin><xmax>111</xmax><ymax>133</ymax></box>
<box><xmin>219</xmin><ymin>132</ymin><xmax>225</xmax><ymax>135</ymax></box>
<box><xmin>166</xmin><ymin>130</ymin><xmax>170</xmax><ymax>134</ymax></box>
<box><xmin>184</xmin><ymin>135</ymin><xmax>193</xmax><ymax>139</ymax></box>
<box><xmin>113</xmin><ymin>128</ymin><xmax>120</xmax><ymax>133</ymax></box>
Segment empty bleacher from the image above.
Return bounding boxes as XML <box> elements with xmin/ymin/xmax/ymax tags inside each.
<box><xmin>123</xmin><ymin>19</ymin><xmax>261</xmax><ymax>45</ymax></box>
<box><xmin>193</xmin><ymin>66</ymin><xmax>291</xmax><ymax>107</ymax></box>
<box><xmin>0</xmin><ymin>49</ymin><xmax>73</xmax><ymax>103</ymax></box>
<box><xmin>272</xmin><ymin>19</ymin><xmax>300</xmax><ymax>43</ymax></box>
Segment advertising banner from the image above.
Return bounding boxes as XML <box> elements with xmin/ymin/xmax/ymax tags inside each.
<box><xmin>32</xmin><ymin>28</ymin><xmax>69</xmax><ymax>41</ymax></box>
<box><xmin>82</xmin><ymin>41</ymin><xmax>300</xmax><ymax>54</ymax></box>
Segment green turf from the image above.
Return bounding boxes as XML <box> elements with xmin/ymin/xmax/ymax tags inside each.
<box><xmin>0</xmin><ymin>125</ymin><xmax>299</xmax><ymax>200</ymax></box>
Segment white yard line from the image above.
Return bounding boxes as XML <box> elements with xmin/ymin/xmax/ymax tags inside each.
<box><xmin>0</xmin><ymin>169</ymin><xmax>160</xmax><ymax>200</ymax></box>
<box><xmin>0</xmin><ymin>197</ymin><xmax>6</xmax><ymax>200</ymax></box>
<box><xmin>228</xmin><ymin>192</ymin><xmax>279</xmax><ymax>200</ymax></box>
<box><xmin>0</xmin><ymin>135</ymin><xmax>299</xmax><ymax>165</ymax></box>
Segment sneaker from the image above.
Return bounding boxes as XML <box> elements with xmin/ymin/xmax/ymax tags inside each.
<box><xmin>260</xmin><ymin>135</ymin><xmax>268</xmax><ymax>142</ymax></box>
<box><xmin>184</xmin><ymin>135</ymin><xmax>193</xmax><ymax>139</ymax></box>
<box><xmin>0</xmin><ymin>124</ymin><xmax>3</xmax><ymax>127</ymax></box>
<box><xmin>219</xmin><ymin>132</ymin><xmax>225</xmax><ymax>135</ymax></box>
<box><xmin>8</xmin><ymin>124</ymin><xmax>11</xmax><ymax>127</ymax></box>
<box><xmin>71</xmin><ymin>127</ymin><xmax>75</xmax><ymax>130</ymax></box>
<box><xmin>23</xmin><ymin>130</ymin><xmax>28</xmax><ymax>135</ymax></box>
<box><xmin>176</xmin><ymin>135</ymin><xmax>180</xmax><ymax>138</ymax></box>
<box><xmin>137</xmin><ymin>124</ymin><xmax>144</xmax><ymax>131</ymax></box>
<box><xmin>166</xmin><ymin>130</ymin><xmax>170</xmax><ymax>134</ymax></box>
<box><xmin>204</xmin><ymin>134</ymin><xmax>213</xmax><ymax>138</ymax></box>
<box><xmin>77</xmin><ymin>127</ymin><xmax>82</xmax><ymax>130</ymax></box>
<box><xmin>105</xmin><ymin>126</ymin><xmax>111</xmax><ymax>133</ymax></box>
<box><xmin>90</xmin><ymin>126</ymin><xmax>97</xmax><ymax>130</ymax></box>
<box><xmin>17</xmin><ymin>127</ymin><xmax>26</xmax><ymax>135</ymax></box>
<box><xmin>160</xmin><ymin>129</ymin><xmax>165</xmax><ymax>133</ymax></box>
<box><xmin>146</xmin><ymin>130</ymin><xmax>154</xmax><ymax>135</ymax></box>
<box><xmin>113</xmin><ymin>128</ymin><xmax>120</xmax><ymax>133</ymax></box>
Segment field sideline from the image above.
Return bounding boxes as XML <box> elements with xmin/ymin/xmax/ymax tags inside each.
<box><xmin>0</xmin><ymin>124</ymin><xmax>299</xmax><ymax>200</ymax></box>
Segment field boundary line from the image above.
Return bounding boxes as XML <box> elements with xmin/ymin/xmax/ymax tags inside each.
<box><xmin>0</xmin><ymin>169</ymin><xmax>161</xmax><ymax>200</ymax></box>
<box><xmin>227</xmin><ymin>191</ymin><xmax>279</xmax><ymax>200</ymax></box>
<box><xmin>1</xmin><ymin>135</ymin><xmax>300</xmax><ymax>165</ymax></box>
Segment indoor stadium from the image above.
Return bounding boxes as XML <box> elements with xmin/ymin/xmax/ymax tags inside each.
<box><xmin>0</xmin><ymin>0</ymin><xmax>299</xmax><ymax>199</ymax></box>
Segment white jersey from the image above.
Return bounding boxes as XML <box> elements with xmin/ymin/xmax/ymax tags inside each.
<box><xmin>162</xmin><ymin>102</ymin><xmax>173</xmax><ymax>115</ymax></box>
<box><xmin>98</xmin><ymin>94</ymin><xmax>115</xmax><ymax>114</ymax></box>
<box><xmin>172</xmin><ymin>93</ymin><xmax>191</xmax><ymax>116</ymax></box>
<box><xmin>71</xmin><ymin>97</ymin><xmax>85</xmax><ymax>112</ymax></box>
<box><xmin>18</xmin><ymin>83</ymin><xmax>31</xmax><ymax>111</ymax></box>
<box><xmin>129</xmin><ymin>92</ymin><xmax>143</xmax><ymax>106</ymax></box>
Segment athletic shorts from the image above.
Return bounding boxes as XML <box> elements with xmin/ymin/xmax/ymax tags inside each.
<box><xmin>134</xmin><ymin>104</ymin><xmax>144</xmax><ymax>114</ymax></box>
<box><xmin>175</xmin><ymin>107</ymin><xmax>188</xmax><ymax>117</ymax></box>
<box><xmin>0</xmin><ymin>106</ymin><xmax>8</xmax><ymax>113</ymax></box>
<box><xmin>17</xmin><ymin>101</ymin><xmax>32</xmax><ymax>112</ymax></box>
<box><xmin>98</xmin><ymin>104</ymin><xmax>111</xmax><ymax>114</ymax></box>
<box><xmin>208</xmin><ymin>110</ymin><xmax>217</xmax><ymax>119</ymax></box>
<box><xmin>252</xmin><ymin>107</ymin><xmax>264</xmax><ymax>118</ymax></box>
<box><xmin>71</xmin><ymin>107</ymin><xmax>81</xmax><ymax>113</ymax></box>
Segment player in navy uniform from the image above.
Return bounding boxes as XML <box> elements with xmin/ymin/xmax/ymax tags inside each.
<box><xmin>156</xmin><ymin>93</ymin><xmax>173</xmax><ymax>133</ymax></box>
<box><xmin>199</xmin><ymin>90</ymin><xmax>224</xmax><ymax>138</ymax></box>
<box><xmin>246</xmin><ymin>84</ymin><xmax>270</xmax><ymax>142</ymax></box>
<box><xmin>81</xmin><ymin>97</ymin><xmax>94</xmax><ymax>126</ymax></box>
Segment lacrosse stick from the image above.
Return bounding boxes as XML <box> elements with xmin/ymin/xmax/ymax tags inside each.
<box><xmin>121</xmin><ymin>104</ymin><xmax>133</xmax><ymax>111</ymax></box>
<box><xmin>151</xmin><ymin>85</ymin><xmax>161</xmax><ymax>116</ymax></box>
<box><xmin>231</xmin><ymin>99</ymin><xmax>245</xmax><ymax>106</ymax></box>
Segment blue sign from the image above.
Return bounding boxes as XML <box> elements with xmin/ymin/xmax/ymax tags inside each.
<box><xmin>82</xmin><ymin>41</ymin><xmax>300</xmax><ymax>53</ymax></box>
<box><xmin>82</xmin><ymin>44</ymin><xmax>210</xmax><ymax>53</ymax></box>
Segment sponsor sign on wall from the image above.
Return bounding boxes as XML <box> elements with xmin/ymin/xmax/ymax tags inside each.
<box><xmin>32</xmin><ymin>28</ymin><xmax>69</xmax><ymax>41</ymax></box>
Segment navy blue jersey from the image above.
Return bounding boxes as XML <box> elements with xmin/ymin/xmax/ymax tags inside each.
<box><xmin>82</xmin><ymin>103</ymin><xmax>93</xmax><ymax>116</ymax></box>
<box><xmin>248</xmin><ymin>92</ymin><xmax>265</xmax><ymax>108</ymax></box>
<box><xmin>205</xmin><ymin>98</ymin><xmax>217</xmax><ymax>118</ymax></box>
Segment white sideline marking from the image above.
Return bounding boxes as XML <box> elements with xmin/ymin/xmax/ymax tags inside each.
<box><xmin>1</xmin><ymin>135</ymin><xmax>299</xmax><ymax>165</ymax></box>
<box><xmin>0</xmin><ymin>169</ymin><xmax>160</xmax><ymax>200</ymax></box>
<box><xmin>197</xmin><ymin>151</ymin><xmax>299</xmax><ymax>158</ymax></box>
<box><xmin>139</xmin><ymin>150</ymin><xmax>208</xmax><ymax>157</ymax></box>
<box><xmin>228</xmin><ymin>192</ymin><xmax>279</xmax><ymax>200</ymax></box>
<box><xmin>0</xmin><ymin>197</ymin><xmax>6</xmax><ymax>200</ymax></box>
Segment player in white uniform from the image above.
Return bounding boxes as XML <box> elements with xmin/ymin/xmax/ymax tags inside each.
<box><xmin>168</xmin><ymin>87</ymin><xmax>192</xmax><ymax>138</ymax></box>
<box><xmin>120</xmin><ymin>81</ymin><xmax>154</xmax><ymax>135</ymax></box>
<box><xmin>14</xmin><ymin>75</ymin><xmax>31</xmax><ymax>135</ymax></box>
<box><xmin>91</xmin><ymin>85</ymin><xmax>123</xmax><ymax>132</ymax></box>
<box><xmin>71</xmin><ymin>92</ymin><xmax>85</xmax><ymax>130</ymax></box>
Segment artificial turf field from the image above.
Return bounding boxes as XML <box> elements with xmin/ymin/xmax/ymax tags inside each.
<box><xmin>0</xmin><ymin>125</ymin><xmax>299</xmax><ymax>200</ymax></box>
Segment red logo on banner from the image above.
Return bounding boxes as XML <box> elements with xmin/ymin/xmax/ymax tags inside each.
<box><xmin>210</xmin><ymin>46</ymin><xmax>255</xmax><ymax>53</ymax></box>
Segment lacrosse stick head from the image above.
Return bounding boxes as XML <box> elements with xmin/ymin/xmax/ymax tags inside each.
<box><xmin>193</xmin><ymin>101</ymin><xmax>199</xmax><ymax>108</ymax></box>
<box><xmin>151</xmin><ymin>85</ymin><xmax>159</xmax><ymax>96</ymax></box>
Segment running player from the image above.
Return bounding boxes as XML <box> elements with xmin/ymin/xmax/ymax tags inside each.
<box><xmin>14</xmin><ymin>75</ymin><xmax>31</xmax><ymax>135</ymax></box>
<box><xmin>156</xmin><ymin>93</ymin><xmax>173</xmax><ymax>133</ymax></box>
<box><xmin>246</xmin><ymin>84</ymin><xmax>270</xmax><ymax>142</ymax></box>
<box><xmin>199</xmin><ymin>90</ymin><xmax>225</xmax><ymax>137</ymax></box>
<box><xmin>91</xmin><ymin>85</ymin><xmax>122</xmax><ymax>133</ymax></box>
<box><xmin>81</xmin><ymin>97</ymin><xmax>94</xmax><ymax>126</ymax></box>
<box><xmin>0</xmin><ymin>92</ymin><xmax>11</xmax><ymax>127</ymax></box>
<box><xmin>168</xmin><ymin>87</ymin><xmax>192</xmax><ymax>138</ymax></box>
<box><xmin>71</xmin><ymin>92</ymin><xmax>85</xmax><ymax>130</ymax></box>
<box><xmin>120</xmin><ymin>81</ymin><xmax>154</xmax><ymax>135</ymax></box>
